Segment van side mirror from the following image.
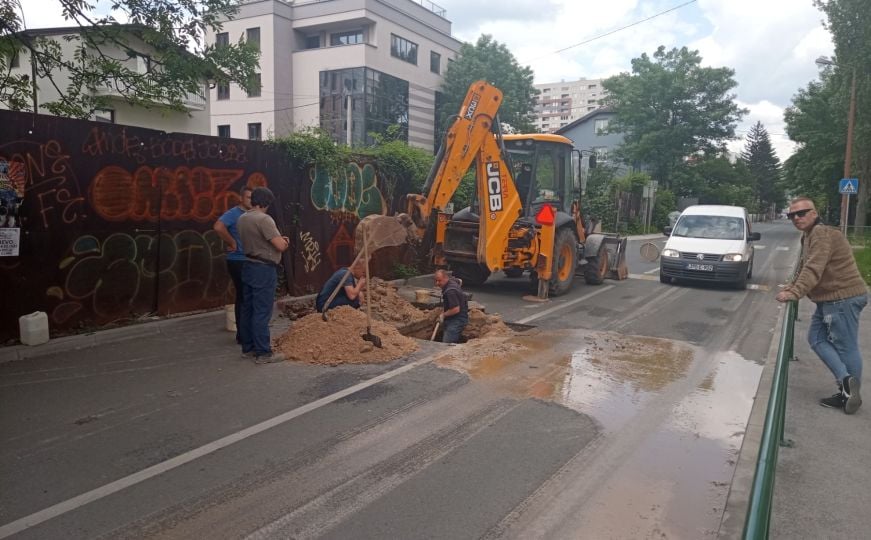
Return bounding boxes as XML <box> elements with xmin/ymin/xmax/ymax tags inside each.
<box><xmin>663</xmin><ymin>226</ymin><xmax>672</xmax><ymax>236</ymax></box>
<box><xmin>749</xmin><ymin>232</ymin><xmax>761</xmax><ymax>241</ymax></box>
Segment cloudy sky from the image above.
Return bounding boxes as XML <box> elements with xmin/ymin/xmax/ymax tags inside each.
<box><xmin>436</xmin><ymin>0</ymin><xmax>833</xmax><ymax>160</ymax></box>
<box><xmin>19</xmin><ymin>0</ymin><xmax>832</xmax><ymax>160</ymax></box>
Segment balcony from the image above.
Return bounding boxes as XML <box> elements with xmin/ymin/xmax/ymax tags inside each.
<box><xmin>92</xmin><ymin>81</ymin><xmax>207</xmax><ymax>112</ymax></box>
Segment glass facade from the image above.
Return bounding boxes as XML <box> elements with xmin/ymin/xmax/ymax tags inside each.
<box><xmin>319</xmin><ymin>67</ymin><xmax>409</xmax><ymax>146</ymax></box>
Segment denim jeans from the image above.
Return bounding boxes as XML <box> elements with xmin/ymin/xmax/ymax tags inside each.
<box><xmin>226</xmin><ymin>259</ymin><xmax>245</xmax><ymax>344</ymax></box>
<box><xmin>239</xmin><ymin>262</ymin><xmax>277</xmax><ymax>356</ymax></box>
<box><xmin>442</xmin><ymin>313</ymin><xmax>469</xmax><ymax>344</ymax></box>
<box><xmin>808</xmin><ymin>293</ymin><xmax>867</xmax><ymax>384</ymax></box>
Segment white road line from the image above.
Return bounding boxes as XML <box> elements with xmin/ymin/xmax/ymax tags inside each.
<box><xmin>628</xmin><ymin>273</ymin><xmax>659</xmax><ymax>281</ymax></box>
<box><xmin>643</xmin><ymin>267</ymin><xmax>660</xmax><ymax>274</ymax></box>
<box><xmin>0</xmin><ymin>357</ymin><xmax>432</xmax><ymax>539</ymax></box>
<box><xmin>776</xmin><ymin>246</ymin><xmax>790</xmax><ymax>251</ymax></box>
<box><xmin>515</xmin><ymin>285</ymin><xmax>614</xmax><ymax>324</ymax></box>
<box><xmin>754</xmin><ymin>245</ymin><xmax>767</xmax><ymax>250</ymax></box>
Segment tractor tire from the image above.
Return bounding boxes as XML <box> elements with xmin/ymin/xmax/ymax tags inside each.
<box><xmin>451</xmin><ymin>262</ymin><xmax>491</xmax><ymax>286</ymax></box>
<box><xmin>548</xmin><ymin>228</ymin><xmax>578</xmax><ymax>296</ymax></box>
<box><xmin>503</xmin><ymin>268</ymin><xmax>524</xmax><ymax>278</ymax></box>
<box><xmin>584</xmin><ymin>243</ymin><xmax>609</xmax><ymax>285</ymax></box>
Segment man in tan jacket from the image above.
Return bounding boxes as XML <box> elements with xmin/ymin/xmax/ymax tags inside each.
<box><xmin>776</xmin><ymin>197</ymin><xmax>868</xmax><ymax>414</ymax></box>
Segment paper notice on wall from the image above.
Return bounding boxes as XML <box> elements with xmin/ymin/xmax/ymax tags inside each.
<box><xmin>0</xmin><ymin>228</ymin><xmax>20</xmax><ymax>256</ymax></box>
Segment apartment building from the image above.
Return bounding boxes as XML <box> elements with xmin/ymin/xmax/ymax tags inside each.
<box><xmin>533</xmin><ymin>78</ymin><xmax>606</xmax><ymax>134</ymax></box>
<box><xmin>207</xmin><ymin>0</ymin><xmax>461</xmax><ymax>150</ymax></box>
<box><xmin>3</xmin><ymin>26</ymin><xmax>210</xmax><ymax>134</ymax></box>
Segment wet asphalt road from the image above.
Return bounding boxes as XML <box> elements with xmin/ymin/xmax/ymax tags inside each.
<box><xmin>0</xmin><ymin>221</ymin><xmax>801</xmax><ymax>539</ymax></box>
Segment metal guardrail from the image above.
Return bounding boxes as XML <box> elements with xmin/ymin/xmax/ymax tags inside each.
<box><xmin>742</xmin><ymin>298</ymin><xmax>798</xmax><ymax>539</ymax></box>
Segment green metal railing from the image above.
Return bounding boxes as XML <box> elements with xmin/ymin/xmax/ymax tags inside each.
<box><xmin>742</xmin><ymin>299</ymin><xmax>798</xmax><ymax>539</ymax></box>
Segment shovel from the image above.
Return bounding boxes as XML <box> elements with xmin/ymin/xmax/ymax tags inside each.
<box><xmin>361</xmin><ymin>226</ymin><xmax>382</xmax><ymax>348</ymax></box>
<box><xmin>430</xmin><ymin>318</ymin><xmax>441</xmax><ymax>341</ymax></box>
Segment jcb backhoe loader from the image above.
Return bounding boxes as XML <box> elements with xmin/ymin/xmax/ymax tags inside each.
<box><xmin>395</xmin><ymin>80</ymin><xmax>627</xmax><ymax>299</ymax></box>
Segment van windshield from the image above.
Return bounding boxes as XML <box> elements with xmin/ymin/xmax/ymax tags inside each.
<box><xmin>673</xmin><ymin>215</ymin><xmax>744</xmax><ymax>240</ymax></box>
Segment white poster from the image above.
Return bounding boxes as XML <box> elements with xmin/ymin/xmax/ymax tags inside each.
<box><xmin>0</xmin><ymin>228</ymin><xmax>20</xmax><ymax>257</ymax></box>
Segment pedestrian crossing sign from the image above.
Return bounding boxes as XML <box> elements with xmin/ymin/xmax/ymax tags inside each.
<box><xmin>839</xmin><ymin>178</ymin><xmax>858</xmax><ymax>194</ymax></box>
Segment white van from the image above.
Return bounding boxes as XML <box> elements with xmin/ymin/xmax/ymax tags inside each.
<box><xmin>660</xmin><ymin>205</ymin><xmax>761</xmax><ymax>289</ymax></box>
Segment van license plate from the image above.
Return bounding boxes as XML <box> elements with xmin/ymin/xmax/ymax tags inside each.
<box><xmin>687</xmin><ymin>263</ymin><xmax>714</xmax><ymax>271</ymax></box>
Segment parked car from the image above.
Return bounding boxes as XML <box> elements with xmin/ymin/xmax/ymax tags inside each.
<box><xmin>659</xmin><ymin>205</ymin><xmax>761</xmax><ymax>289</ymax></box>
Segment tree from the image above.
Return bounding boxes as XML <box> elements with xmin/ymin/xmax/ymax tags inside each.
<box><xmin>0</xmin><ymin>0</ymin><xmax>259</xmax><ymax>118</ymax></box>
<box><xmin>672</xmin><ymin>155</ymin><xmax>755</xmax><ymax>209</ymax></box>
<box><xmin>784</xmin><ymin>69</ymin><xmax>850</xmax><ymax>222</ymax></box>
<box><xmin>601</xmin><ymin>46</ymin><xmax>746</xmax><ymax>189</ymax></box>
<box><xmin>810</xmin><ymin>0</ymin><xmax>871</xmax><ymax>226</ymax></box>
<box><xmin>741</xmin><ymin>121</ymin><xmax>783</xmax><ymax>214</ymax></box>
<box><xmin>437</xmin><ymin>35</ymin><xmax>537</xmax><ymax>138</ymax></box>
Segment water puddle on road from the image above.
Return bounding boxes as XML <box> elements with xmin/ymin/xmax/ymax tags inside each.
<box><xmin>435</xmin><ymin>330</ymin><xmax>764</xmax><ymax>538</ymax></box>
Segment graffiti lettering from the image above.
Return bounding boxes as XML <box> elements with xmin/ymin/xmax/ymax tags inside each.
<box><xmin>310</xmin><ymin>161</ymin><xmax>386</xmax><ymax>220</ymax></box>
<box><xmin>298</xmin><ymin>230</ymin><xmax>321</xmax><ymax>273</ymax></box>
<box><xmin>82</xmin><ymin>127</ymin><xmax>249</xmax><ymax>165</ymax></box>
<box><xmin>51</xmin><ymin>230</ymin><xmax>232</xmax><ymax>324</ymax></box>
<box><xmin>89</xmin><ymin>166</ymin><xmax>264</xmax><ymax>223</ymax></box>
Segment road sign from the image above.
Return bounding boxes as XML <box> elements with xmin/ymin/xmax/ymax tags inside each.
<box><xmin>839</xmin><ymin>178</ymin><xmax>859</xmax><ymax>194</ymax></box>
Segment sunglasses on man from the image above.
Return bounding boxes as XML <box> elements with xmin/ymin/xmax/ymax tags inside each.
<box><xmin>787</xmin><ymin>209</ymin><xmax>813</xmax><ymax>219</ymax></box>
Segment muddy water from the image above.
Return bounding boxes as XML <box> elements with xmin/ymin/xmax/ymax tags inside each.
<box><xmin>435</xmin><ymin>330</ymin><xmax>763</xmax><ymax>538</ymax></box>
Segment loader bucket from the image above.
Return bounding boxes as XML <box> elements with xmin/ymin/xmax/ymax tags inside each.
<box><xmin>601</xmin><ymin>235</ymin><xmax>629</xmax><ymax>280</ymax></box>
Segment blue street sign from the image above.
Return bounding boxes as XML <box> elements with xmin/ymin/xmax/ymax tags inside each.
<box><xmin>839</xmin><ymin>178</ymin><xmax>859</xmax><ymax>195</ymax></box>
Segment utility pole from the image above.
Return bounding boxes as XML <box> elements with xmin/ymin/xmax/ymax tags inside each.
<box><xmin>345</xmin><ymin>91</ymin><xmax>352</xmax><ymax>147</ymax></box>
<box><xmin>842</xmin><ymin>66</ymin><xmax>856</xmax><ymax>233</ymax></box>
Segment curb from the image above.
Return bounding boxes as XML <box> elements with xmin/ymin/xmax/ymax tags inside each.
<box><xmin>2</xmin><ymin>274</ymin><xmax>439</xmax><ymax>364</ymax></box>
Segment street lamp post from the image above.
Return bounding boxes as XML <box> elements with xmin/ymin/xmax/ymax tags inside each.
<box><xmin>815</xmin><ymin>56</ymin><xmax>856</xmax><ymax>234</ymax></box>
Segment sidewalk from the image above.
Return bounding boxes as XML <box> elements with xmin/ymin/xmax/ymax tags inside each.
<box><xmin>767</xmin><ymin>295</ymin><xmax>871</xmax><ymax>538</ymax></box>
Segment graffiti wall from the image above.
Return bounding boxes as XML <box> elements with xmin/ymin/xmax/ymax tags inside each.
<box><xmin>1</xmin><ymin>110</ymin><xmax>413</xmax><ymax>342</ymax></box>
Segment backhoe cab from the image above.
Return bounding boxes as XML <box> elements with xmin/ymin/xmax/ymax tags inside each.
<box><xmin>405</xmin><ymin>80</ymin><xmax>627</xmax><ymax>299</ymax></box>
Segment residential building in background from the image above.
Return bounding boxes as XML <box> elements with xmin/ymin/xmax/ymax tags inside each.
<box><xmin>533</xmin><ymin>78</ymin><xmax>607</xmax><ymax>133</ymax></box>
<box><xmin>2</xmin><ymin>26</ymin><xmax>210</xmax><ymax>134</ymax></box>
<box><xmin>207</xmin><ymin>0</ymin><xmax>461</xmax><ymax>150</ymax></box>
<box><xmin>556</xmin><ymin>108</ymin><xmax>632</xmax><ymax>185</ymax></box>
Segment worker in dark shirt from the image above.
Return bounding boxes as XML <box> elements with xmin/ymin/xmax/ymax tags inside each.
<box><xmin>434</xmin><ymin>269</ymin><xmax>468</xmax><ymax>343</ymax></box>
<box><xmin>316</xmin><ymin>260</ymin><xmax>367</xmax><ymax>313</ymax></box>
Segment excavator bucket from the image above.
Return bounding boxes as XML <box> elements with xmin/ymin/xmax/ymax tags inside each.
<box><xmin>601</xmin><ymin>235</ymin><xmax>629</xmax><ymax>280</ymax></box>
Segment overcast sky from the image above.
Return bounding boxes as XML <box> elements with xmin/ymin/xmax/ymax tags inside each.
<box><xmin>436</xmin><ymin>0</ymin><xmax>833</xmax><ymax>160</ymax></box>
<box><xmin>20</xmin><ymin>0</ymin><xmax>832</xmax><ymax>160</ymax></box>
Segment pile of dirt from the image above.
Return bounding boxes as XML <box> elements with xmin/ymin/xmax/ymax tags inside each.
<box><xmin>463</xmin><ymin>308</ymin><xmax>514</xmax><ymax>339</ymax></box>
<box><xmin>363</xmin><ymin>278</ymin><xmax>432</xmax><ymax>324</ymax></box>
<box><xmin>274</xmin><ymin>306</ymin><xmax>418</xmax><ymax>365</ymax></box>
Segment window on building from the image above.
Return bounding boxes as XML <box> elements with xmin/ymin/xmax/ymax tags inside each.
<box><xmin>136</xmin><ymin>55</ymin><xmax>152</xmax><ymax>74</ymax></box>
<box><xmin>319</xmin><ymin>67</ymin><xmax>409</xmax><ymax>147</ymax></box>
<box><xmin>593</xmin><ymin>146</ymin><xmax>608</xmax><ymax>162</ymax></box>
<box><xmin>217</xmin><ymin>81</ymin><xmax>229</xmax><ymax>100</ymax></box>
<box><xmin>390</xmin><ymin>34</ymin><xmax>418</xmax><ymax>64</ymax></box>
<box><xmin>248</xmin><ymin>123</ymin><xmax>262</xmax><ymax>141</ymax></box>
<box><xmin>588</xmin><ymin>84</ymin><xmax>597</xmax><ymax>89</ymax></box>
<box><xmin>542</xmin><ymin>88</ymin><xmax>550</xmax><ymax>93</ymax></box>
<box><xmin>216</xmin><ymin>32</ymin><xmax>229</xmax><ymax>48</ymax></box>
<box><xmin>430</xmin><ymin>51</ymin><xmax>441</xmax><ymax>74</ymax></box>
<box><xmin>560</xmin><ymin>115</ymin><xmax>569</xmax><ymax>120</ymax></box>
<box><xmin>246</xmin><ymin>27</ymin><xmax>260</xmax><ymax>50</ymax></box>
<box><xmin>330</xmin><ymin>30</ymin><xmax>363</xmax><ymax>46</ymax></box>
<box><xmin>594</xmin><ymin>118</ymin><xmax>609</xmax><ymax>133</ymax></box>
<box><xmin>93</xmin><ymin>109</ymin><xmax>115</xmax><ymax>123</ymax></box>
<box><xmin>587</xmin><ymin>99</ymin><xmax>596</xmax><ymax>104</ymax></box>
<box><xmin>247</xmin><ymin>73</ymin><xmax>261</xmax><ymax>97</ymax></box>
<box><xmin>587</xmin><ymin>106</ymin><xmax>595</xmax><ymax>111</ymax></box>
<box><xmin>305</xmin><ymin>35</ymin><xmax>320</xmax><ymax>49</ymax></box>
<box><xmin>218</xmin><ymin>125</ymin><xmax>231</xmax><ymax>138</ymax></box>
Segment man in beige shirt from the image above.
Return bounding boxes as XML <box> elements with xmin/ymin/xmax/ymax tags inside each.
<box><xmin>776</xmin><ymin>197</ymin><xmax>868</xmax><ymax>413</ymax></box>
<box><xmin>237</xmin><ymin>187</ymin><xmax>289</xmax><ymax>363</ymax></box>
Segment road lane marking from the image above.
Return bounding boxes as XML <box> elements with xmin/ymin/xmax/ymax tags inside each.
<box><xmin>643</xmin><ymin>267</ymin><xmax>660</xmax><ymax>274</ymax></box>
<box><xmin>754</xmin><ymin>245</ymin><xmax>767</xmax><ymax>250</ymax></box>
<box><xmin>629</xmin><ymin>273</ymin><xmax>771</xmax><ymax>292</ymax></box>
<box><xmin>515</xmin><ymin>285</ymin><xmax>614</xmax><ymax>324</ymax></box>
<box><xmin>776</xmin><ymin>246</ymin><xmax>790</xmax><ymax>251</ymax></box>
<box><xmin>0</xmin><ymin>356</ymin><xmax>433</xmax><ymax>539</ymax></box>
